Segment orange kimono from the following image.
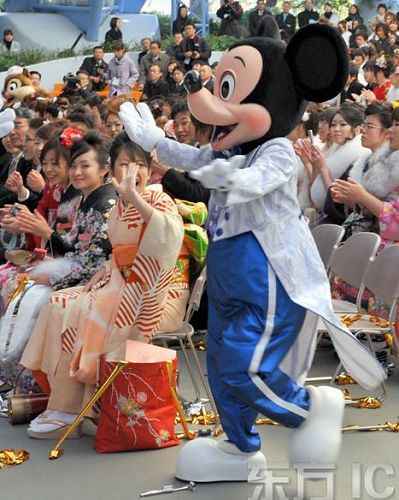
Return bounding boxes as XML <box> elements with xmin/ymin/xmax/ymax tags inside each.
<box><xmin>21</xmin><ymin>188</ymin><xmax>186</xmax><ymax>413</ymax></box>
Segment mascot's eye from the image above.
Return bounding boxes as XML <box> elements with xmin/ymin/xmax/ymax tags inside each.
<box><xmin>219</xmin><ymin>72</ymin><xmax>235</xmax><ymax>101</ymax></box>
<box><xmin>7</xmin><ymin>80</ymin><xmax>19</xmax><ymax>92</ymax></box>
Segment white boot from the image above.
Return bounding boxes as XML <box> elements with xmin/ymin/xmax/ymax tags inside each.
<box><xmin>289</xmin><ymin>386</ymin><xmax>344</xmax><ymax>465</ymax></box>
<box><xmin>175</xmin><ymin>438</ymin><xmax>267</xmax><ymax>482</ymax></box>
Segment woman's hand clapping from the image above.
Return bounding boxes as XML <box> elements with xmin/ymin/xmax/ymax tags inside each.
<box><xmin>16</xmin><ymin>209</ymin><xmax>53</xmax><ymax>240</ymax></box>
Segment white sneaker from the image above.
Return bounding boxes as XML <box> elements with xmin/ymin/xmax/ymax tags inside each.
<box><xmin>289</xmin><ymin>386</ymin><xmax>344</xmax><ymax>465</ymax></box>
<box><xmin>176</xmin><ymin>438</ymin><xmax>267</xmax><ymax>482</ymax></box>
<box><xmin>27</xmin><ymin>409</ymin><xmax>82</xmax><ymax>440</ymax></box>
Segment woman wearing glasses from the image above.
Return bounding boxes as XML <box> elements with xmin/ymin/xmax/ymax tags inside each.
<box><xmin>332</xmin><ymin>104</ymin><xmax>398</xmax><ymax>247</ymax></box>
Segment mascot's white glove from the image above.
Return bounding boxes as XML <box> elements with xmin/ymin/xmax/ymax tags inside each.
<box><xmin>0</xmin><ymin>106</ymin><xmax>15</xmax><ymax>139</ymax></box>
<box><xmin>190</xmin><ymin>155</ymin><xmax>246</xmax><ymax>190</ymax></box>
<box><xmin>119</xmin><ymin>102</ymin><xmax>165</xmax><ymax>152</ymax></box>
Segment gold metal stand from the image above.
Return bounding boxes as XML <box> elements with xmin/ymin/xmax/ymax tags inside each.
<box><xmin>49</xmin><ymin>360</ymin><xmax>128</xmax><ymax>460</ymax></box>
<box><xmin>166</xmin><ymin>361</ymin><xmax>195</xmax><ymax>440</ymax></box>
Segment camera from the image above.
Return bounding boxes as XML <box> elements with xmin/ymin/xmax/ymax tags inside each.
<box><xmin>63</xmin><ymin>72</ymin><xmax>80</xmax><ymax>92</ymax></box>
<box><xmin>93</xmin><ymin>61</ymin><xmax>107</xmax><ymax>76</ymax></box>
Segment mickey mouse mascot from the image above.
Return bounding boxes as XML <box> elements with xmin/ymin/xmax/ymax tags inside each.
<box><xmin>120</xmin><ymin>24</ymin><xmax>386</xmax><ymax>482</ymax></box>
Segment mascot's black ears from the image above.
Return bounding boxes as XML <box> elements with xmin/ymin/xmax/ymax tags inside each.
<box><xmin>285</xmin><ymin>24</ymin><xmax>349</xmax><ymax>103</ymax></box>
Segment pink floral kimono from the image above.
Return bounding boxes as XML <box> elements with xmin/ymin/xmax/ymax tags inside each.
<box><xmin>21</xmin><ymin>187</ymin><xmax>186</xmax><ymax>413</ymax></box>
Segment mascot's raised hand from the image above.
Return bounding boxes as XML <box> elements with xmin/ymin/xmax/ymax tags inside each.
<box><xmin>119</xmin><ymin>102</ymin><xmax>164</xmax><ymax>152</ymax></box>
<box><xmin>0</xmin><ymin>104</ymin><xmax>15</xmax><ymax>138</ymax></box>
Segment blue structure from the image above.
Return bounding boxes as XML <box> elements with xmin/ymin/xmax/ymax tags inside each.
<box><xmin>4</xmin><ymin>0</ymin><xmax>147</xmax><ymax>41</ymax></box>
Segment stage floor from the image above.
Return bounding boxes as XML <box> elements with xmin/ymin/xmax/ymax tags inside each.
<box><xmin>1</xmin><ymin>346</ymin><xmax>399</xmax><ymax>500</ymax></box>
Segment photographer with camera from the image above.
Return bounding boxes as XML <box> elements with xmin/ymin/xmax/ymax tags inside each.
<box><xmin>60</xmin><ymin>71</ymin><xmax>94</xmax><ymax>99</ymax></box>
<box><xmin>216</xmin><ymin>0</ymin><xmax>243</xmax><ymax>38</ymax></box>
<box><xmin>79</xmin><ymin>46</ymin><xmax>108</xmax><ymax>91</ymax></box>
<box><xmin>176</xmin><ymin>23</ymin><xmax>212</xmax><ymax>71</ymax></box>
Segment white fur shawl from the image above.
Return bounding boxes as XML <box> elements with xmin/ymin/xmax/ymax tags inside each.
<box><xmin>310</xmin><ymin>134</ymin><xmax>370</xmax><ymax>211</ymax></box>
<box><xmin>363</xmin><ymin>149</ymin><xmax>399</xmax><ymax>200</ymax></box>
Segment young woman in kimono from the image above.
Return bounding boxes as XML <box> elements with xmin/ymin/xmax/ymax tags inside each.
<box><xmin>0</xmin><ymin>133</ymin><xmax>117</xmax><ymax>394</ymax></box>
<box><xmin>0</xmin><ymin>130</ymin><xmax>83</xmax><ymax>309</ymax></box>
<box><xmin>22</xmin><ymin>132</ymin><xmax>185</xmax><ymax>439</ymax></box>
<box><xmin>0</xmin><ymin>132</ymin><xmax>82</xmax><ymax>393</ymax></box>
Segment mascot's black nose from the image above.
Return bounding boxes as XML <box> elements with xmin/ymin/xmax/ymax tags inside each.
<box><xmin>183</xmin><ymin>70</ymin><xmax>202</xmax><ymax>94</ymax></box>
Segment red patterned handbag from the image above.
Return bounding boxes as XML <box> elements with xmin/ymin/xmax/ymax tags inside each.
<box><xmin>95</xmin><ymin>341</ymin><xmax>180</xmax><ymax>453</ymax></box>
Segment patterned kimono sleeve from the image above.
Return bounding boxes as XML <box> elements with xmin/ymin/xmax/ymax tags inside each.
<box><xmin>50</xmin><ymin>200</ymin><xmax>115</xmax><ymax>290</ymax></box>
<box><xmin>379</xmin><ymin>198</ymin><xmax>399</xmax><ymax>242</ymax></box>
<box><xmin>127</xmin><ymin>190</ymin><xmax>184</xmax><ymax>339</ymax></box>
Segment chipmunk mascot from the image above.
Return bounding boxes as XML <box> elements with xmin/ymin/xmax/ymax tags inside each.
<box><xmin>2</xmin><ymin>68</ymin><xmax>36</xmax><ymax>107</ymax></box>
<box><xmin>119</xmin><ymin>24</ymin><xmax>386</xmax><ymax>482</ymax></box>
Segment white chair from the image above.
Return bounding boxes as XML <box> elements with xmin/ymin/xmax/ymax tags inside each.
<box><xmin>331</xmin><ymin>245</ymin><xmax>399</xmax><ymax>398</ymax></box>
<box><xmin>328</xmin><ymin>232</ymin><xmax>381</xmax><ymax>314</ymax></box>
<box><xmin>311</xmin><ymin>224</ymin><xmax>345</xmax><ymax>270</ymax></box>
<box><xmin>314</xmin><ymin>232</ymin><xmax>381</xmax><ymax>374</ymax></box>
<box><xmin>152</xmin><ymin>266</ymin><xmax>218</xmax><ymax>418</ymax></box>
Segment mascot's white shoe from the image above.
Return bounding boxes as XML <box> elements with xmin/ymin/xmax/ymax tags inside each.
<box><xmin>175</xmin><ymin>438</ymin><xmax>267</xmax><ymax>482</ymax></box>
<box><xmin>289</xmin><ymin>386</ymin><xmax>344</xmax><ymax>465</ymax></box>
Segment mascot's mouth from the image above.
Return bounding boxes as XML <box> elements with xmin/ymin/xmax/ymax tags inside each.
<box><xmin>212</xmin><ymin>125</ymin><xmax>237</xmax><ymax>146</ymax></box>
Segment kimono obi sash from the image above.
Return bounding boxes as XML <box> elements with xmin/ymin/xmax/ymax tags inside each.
<box><xmin>113</xmin><ymin>244</ymin><xmax>140</xmax><ymax>284</ymax></box>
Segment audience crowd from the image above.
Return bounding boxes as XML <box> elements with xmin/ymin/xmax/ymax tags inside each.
<box><xmin>0</xmin><ymin>1</ymin><xmax>399</xmax><ymax>440</ymax></box>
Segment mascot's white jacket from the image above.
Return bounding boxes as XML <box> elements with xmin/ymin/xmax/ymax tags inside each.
<box><xmin>156</xmin><ymin>134</ymin><xmax>386</xmax><ymax>390</ymax></box>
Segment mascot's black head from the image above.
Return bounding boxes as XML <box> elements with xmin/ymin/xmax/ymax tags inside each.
<box><xmin>186</xmin><ymin>24</ymin><xmax>349</xmax><ymax>155</ymax></box>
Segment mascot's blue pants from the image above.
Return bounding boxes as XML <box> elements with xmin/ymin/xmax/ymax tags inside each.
<box><xmin>207</xmin><ymin>231</ymin><xmax>310</xmax><ymax>453</ymax></box>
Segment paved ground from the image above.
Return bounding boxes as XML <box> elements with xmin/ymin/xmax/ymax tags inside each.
<box><xmin>1</xmin><ymin>346</ymin><xmax>399</xmax><ymax>500</ymax></box>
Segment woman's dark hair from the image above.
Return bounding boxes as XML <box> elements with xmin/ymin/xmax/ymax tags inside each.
<box><xmin>40</xmin><ymin>136</ymin><xmax>71</xmax><ymax>165</ymax></box>
<box><xmin>113</xmin><ymin>40</ymin><xmax>125</xmax><ymax>52</ymax></box>
<box><xmin>392</xmin><ymin>106</ymin><xmax>399</xmax><ymax>121</ymax></box>
<box><xmin>70</xmin><ymin>132</ymin><xmax>109</xmax><ymax>168</ymax></box>
<box><xmin>29</xmin><ymin>118</ymin><xmax>44</xmax><ymax>131</ymax></box>
<box><xmin>45</xmin><ymin>97</ymin><xmax>70</xmax><ymax>118</ymax></box>
<box><xmin>177</xmin><ymin>4</ymin><xmax>188</xmax><ymax>18</ymax></box>
<box><xmin>319</xmin><ymin>106</ymin><xmax>339</xmax><ymax>125</ymax></box>
<box><xmin>349</xmin><ymin>4</ymin><xmax>359</xmax><ymax>14</ymax></box>
<box><xmin>148</xmin><ymin>97</ymin><xmax>166</xmax><ymax>120</ymax></box>
<box><xmin>82</xmin><ymin>94</ymin><xmax>107</xmax><ymax>122</ymax></box>
<box><xmin>373</xmin><ymin>57</ymin><xmax>394</xmax><ymax>78</ymax></box>
<box><xmin>67</xmin><ymin>111</ymin><xmax>95</xmax><ymax>130</ymax></box>
<box><xmin>110</xmin><ymin>17</ymin><xmax>121</xmax><ymax>30</ymax></box>
<box><xmin>363</xmin><ymin>60</ymin><xmax>375</xmax><ymax>73</ymax></box>
<box><xmin>109</xmin><ymin>132</ymin><xmax>151</xmax><ymax>172</ymax></box>
<box><xmin>35</xmin><ymin>123</ymin><xmax>57</xmax><ymax>142</ymax></box>
<box><xmin>365</xmin><ymin>103</ymin><xmax>393</xmax><ymax>128</ymax></box>
<box><xmin>375</xmin><ymin>22</ymin><xmax>389</xmax><ymax>37</ymax></box>
<box><xmin>302</xmin><ymin>104</ymin><xmax>325</xmax><ymax>135</ymax></box>
<box><xmin>82</xmin><ymin>94</ymin><xmax>104</xmax><ymax>109</ymax></box>
<box><xmin>333</xmin><ymin>103</ymin><xmax>365</xmax><ymax>131</ymax></box>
